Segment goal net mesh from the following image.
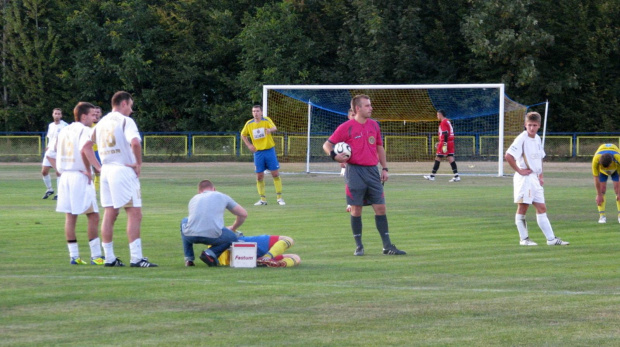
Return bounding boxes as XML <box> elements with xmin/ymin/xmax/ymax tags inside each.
<box><xmin>264</xmin><ymin>85</ymin><xmax>527</xmax><ymax>175</ymax></box>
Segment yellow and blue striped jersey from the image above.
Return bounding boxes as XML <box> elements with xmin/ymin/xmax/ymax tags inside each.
<box><xmin>592</xmin><ymin>143</ymin><xmax>620</xmax><ymax>176</ymax></box>
<box><xmin>240</xmin><ymin>116</ymin><xmax>276</xmax><ymax>151</ymax></box>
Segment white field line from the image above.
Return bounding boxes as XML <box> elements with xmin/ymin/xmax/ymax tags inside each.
<box><xmin>2</xmin><ymin>274</ymin><xmax>619</xmax><ymax>296</ymax></box>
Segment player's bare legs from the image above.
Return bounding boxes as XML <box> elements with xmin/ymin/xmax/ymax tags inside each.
<box><xmin>101</xmin><ymin>207</ymin><xmax>119</xmax><ymax>243</ymax></box>
<box><xmin>86</xmin><ymin>212</ymin><xmax>100</xmax><ymax>240</ymax></box>
<box><xmin>125</xmin><ymin>206</ymin><xmax>142</xmax><ymax>243</ymax></box>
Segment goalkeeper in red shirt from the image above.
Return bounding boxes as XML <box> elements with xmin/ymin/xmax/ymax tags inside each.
<box><xmin>424</xmin><ymin>109</ymin><xmax>460</xmax><ymax>182</ymax></box>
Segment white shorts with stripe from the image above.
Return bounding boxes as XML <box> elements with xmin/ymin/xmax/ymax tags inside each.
<box><xmin>56</xmin><ymin>171</ymin><xmax>98</xmax><ymax>215</ymax></box>
<box><xmin>513</xmin><ymin>173</ymin><xmax>545</xmax><ymax>204</ymax></box>
<box><xmin>100</xmin><ymin>165</ymin><xmax>142</xmax><ymax>209</ymax></box>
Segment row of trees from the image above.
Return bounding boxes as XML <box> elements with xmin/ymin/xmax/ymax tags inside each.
<box><xmin>1</xmin><ymin>0</ymin><xmax>618</xmax><ymax>133</ymax></box>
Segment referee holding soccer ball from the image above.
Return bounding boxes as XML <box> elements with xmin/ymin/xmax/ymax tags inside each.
<box><xmin>323</xmin><ymin>95</ymin><xmax>406</xmax><ymax>257</ymax></box>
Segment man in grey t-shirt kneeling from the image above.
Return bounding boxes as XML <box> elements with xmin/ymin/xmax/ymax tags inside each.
<box><xmin>180</xmin><ymin>180</ymin><xmax>248</xmax><ymax>267</ymax></box>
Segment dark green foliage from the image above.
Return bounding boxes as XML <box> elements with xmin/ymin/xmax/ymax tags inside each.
<box><xmin>0</xmin><ymin>0</ymin><xmax>617</xmax><ymax>133</ymax></box>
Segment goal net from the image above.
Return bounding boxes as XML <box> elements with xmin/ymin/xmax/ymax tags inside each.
<box><xmin>262</xmin><ymin>84</ymin><xmax>528</xmax><ymax>176</ymax></box>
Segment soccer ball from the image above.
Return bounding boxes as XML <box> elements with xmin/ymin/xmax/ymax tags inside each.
<box><xmin>334</xmin><ymin>142</ymin><xmax>351</xmax><ymax>158</ymax></box>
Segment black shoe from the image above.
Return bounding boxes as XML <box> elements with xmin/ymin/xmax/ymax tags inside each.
<box><xmin>199</xmin><ymin>250</ymin><xmax>219</xmax><ymax>267</ymax></box>
<box><xmin>52</xmin><ymin>195</ymin><xmax>58</xmax><ymax>200</ymax></box>
<box><xmin>354</xmin><ymin>246</ymin><xmax>364</xmax><ymax>256</ymax></box>
<box><xmin>104</xmin><ymin>257</ymin><xmax>126</xmax><ymax>267</ymax></box>
<box><xmin>185</xmin><ymin>260</ymin><xmax>195</xmax><ymax>267</ymax></box>
<box><xmin>42</xmin><ymin>190</ymin><xmax>54</xmax><ymax>199</ymax></box>
<box><xmin>130</xmin><ymin>258</ymin><xmax>158</xmax><ymax>267</ymax></box>
<box><xmin>383</xmin><ymin>244</ymin><xmax>406</xmax><ymax>255</ymax></box>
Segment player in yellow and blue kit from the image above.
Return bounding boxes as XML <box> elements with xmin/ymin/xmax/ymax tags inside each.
<box><xmin>592</xmin><ymin>143</ymin><xmax>620</xmax><ymax>224</ymax></box>
<box><xmin>90</xmin><ymin>106</ymin><xmax>102</xmax><ymax>192</ymax></box>
<box><xmin>241</xmin><ymin>105</ymin><xmax>285</xmax><ymax>206</ymax></box>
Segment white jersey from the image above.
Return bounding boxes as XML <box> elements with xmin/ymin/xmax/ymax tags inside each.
<box><xmin>56</xmin><ymin>122</ymin><xmax>93</xmax><ymax>173</ymax></box>
<box><xmin>94</xmin><ymin>111</ymin><xmax>141</xmax><ymax>166</ymax></box>
<box><xmin>506</xmin><ymin>131</ymin><xmax>546</xmax><ymax>175</ymax></box>
<box><xmin>46</xmin><ymin>120</ymin><xmax>68</xmax><ymax>149</ymax></box>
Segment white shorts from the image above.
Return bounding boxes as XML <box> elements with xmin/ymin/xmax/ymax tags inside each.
<box><xmin>41</xmin><ymin>149</ymin><xmax>56</xmax><ymax>167</ymax></box>
<box><xmin>100</xmin><ymin>165</ymin><xmax>142</xmax><ymax>209</ymax></box>
<box><xmin>56</xmin><ymin>171</ymin><xmax>98</xmax><ymax>215</ymax></box>
<box><xmin>513</xmin><ymin>173</ymin><xmax>545</xmax><ymax>204</ymax></box>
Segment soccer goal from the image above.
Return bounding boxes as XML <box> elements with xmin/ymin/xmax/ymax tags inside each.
<box><xmin>262</xmin><ymin>84</ymin><xmax>529</xmax><ymax>176</ymax></box>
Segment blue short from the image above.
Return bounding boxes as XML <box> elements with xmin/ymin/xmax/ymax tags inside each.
<box><xmin>238</xmin><ymin>235</ymin><xmax>271</xmax><ymax>257</ymax></box>
<box><xmin>599</xmin><ymin>171</ymin><xmax>619</xmax><ymax>182</ymax></box>
<box><xmin>254</xmin><ymin>147</ymin><xmax>280</xmax><ymax>173</ymax></box>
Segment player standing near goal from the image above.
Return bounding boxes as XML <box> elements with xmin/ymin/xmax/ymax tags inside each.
<box><xmin>41</xmin><ymin>108</ymin><xmax>68</xmax><ymax>199</ymax></box>
<box><xmin>423</xmin><ymin>110</ymin><xmax>460</xmax><ymax>182</ymax></box>
<box><xmin>323</xmin><ymin>95</ymin><xmax>406</xmax><ymax>256</ymax></box>
<box><xmin>93</xmin><ymin>91</ymin><xmax>157</xmax><ymax>267</ymax></box>
<box><xmin>241</xmin><ymin>105</ymin><xmax>285</xmax><ymax>206</ymax></box>
<box><xmin>505</xmin><ymin>112</ymin><xmax>569</xmax><ymax>246</ymax></box>
<box><xmin>48</xmin><ymin>102</ymin><xmax>104</xmax><ymax>265</ymax></box>
<box><xmin>591</xmin><ymin>143</ymin><xmax>620</xmax><ymax>224</ymax></box>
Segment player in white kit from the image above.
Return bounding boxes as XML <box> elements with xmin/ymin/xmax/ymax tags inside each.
<box><xmin>48</xmin><ymin>102</ymin><xmax>103</xmax><ymax>265</ymax></box>
<box><xmin>41</xmin><ymin>108</ymin><xmax>68</xmax><ymax>199</ymax></box>
<box><xmin>505</xmin><ymin>112</ymin><xmax>569</xmax><ymax>246</ymax></box>
<box><xmin>93</xmin><ymin>91</ymin><xmax>157</xmax><ymax>267</ymax></box>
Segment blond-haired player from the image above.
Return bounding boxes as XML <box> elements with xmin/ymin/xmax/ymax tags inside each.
<box><xmin>505</xmin><ymin>112</ymin><xmax>569</xmax><ymax>246</ymax></box>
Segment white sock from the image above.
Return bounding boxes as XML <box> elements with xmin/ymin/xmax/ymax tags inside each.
<box><xmin>67</xmin><ymin>242</ymin><xmax>79</xmax><ymax>259</ymax></box>
<box><xmin>536</xmin><ymin>213</ymin><xmax>556</xmax><ymax>240</ymax></box>
<box><xmin>515</xmin><ymin>214</ymin><xmax>528</xmax><ymax>240</ymax></box>
<box><xmin>89</xmin><ymin>237</ymin><xmax>102</xmax><ymax>259</ymax></box>
<box><xmin>129</xmin><ymin>238</ymin><xmax>143</xmax><ymax>263</ymax></box>
<box><xmin>103</xmin><ymin>242</ymin><xmax>116</xmax><ymax>263</ymax></box>
<box><xmin>43</xmin><ymin>175</ymin><xmax>52</xmax><ymax>190</ymax></box>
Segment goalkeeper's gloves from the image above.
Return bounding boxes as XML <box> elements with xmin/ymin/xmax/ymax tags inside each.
<box><xmin>442</xmin><ymin>143</ymin><xmax>448</xmax><ymax>153</ymax></box>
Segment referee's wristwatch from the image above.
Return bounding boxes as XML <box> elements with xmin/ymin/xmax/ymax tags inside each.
<box><xmin>382</xmin><ymin>168</ymin><xmax>389</xmax><ymax>172</ymax></box>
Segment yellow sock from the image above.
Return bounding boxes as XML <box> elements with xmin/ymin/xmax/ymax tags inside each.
<box><xmin>273</xmin><ymin>176</ymin><xmax>283</xmax><ymax>198</ymax></box>
<box><xmin>598</xmin><ymin>196</ymin><xmax>606</xmax><ymax>215</ymax></box>
<box><xmin>256</xmin><ymin>180</ymin><xmax>266</xmax><ymax>201</ymax></box>
<box><xmin>616</xmin><ymin>199</ymin><xmax>620</xmax><ymax>214</ymax></box>
<box><xmin>267</xmin><ymin>240</ymin><xmax>291</xmax><ymax>258</ymax></box>
<box><xmin>94</xmin><ymin>173</ymin><xmax>100</xmax><ymax>192</ymax></box>
<box><xmin>282</xmin><ymin>254</ymin><xmax>300</xmax><ymax>267</ymax></box>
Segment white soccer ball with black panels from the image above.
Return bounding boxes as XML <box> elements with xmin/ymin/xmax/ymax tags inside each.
<box><xmin>334</xmin><ymin>142</ymin><xmax>352</xmax><ymax>158</ymax></box>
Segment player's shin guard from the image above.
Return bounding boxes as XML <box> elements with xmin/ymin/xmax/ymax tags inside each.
<box><xmin>450</xmin><ymin>161</ymin><xmax>459</xmax><ymax>175</ymax></box>
<box><xmin>102</xmin><ymin>241</ymin><xmax>116</xmax><ymax>263</ymax></box>
<box><xmin>432</xmin><ymin>160</ymin><xmax>440</xmax><ymax>174</ymax></box>
<box><xmin>43</xmin><ymin>174</ymin><xmax>52</xmax><ymax>190</ymax></box>
<box><xmin>129</xmin><ymin>238</ymin><xmax>143</xmax><ymax>264</ymax></box>
<box><xmin>267</xmin><ymin>239</ymin><xmax>291</xmax><ymax>258</ymax></box>
<box><xmin>351</xmin><ymin>215</ymin><xmax>363</xmax><ymax>247</ymax></box>
<box><xmin>598</xmin><ymin>196</ymin><xmax>606</xmax><ymax>216</ymax></box>
<box><xmin>515</xmin><ymin>214</ymin><xmax>528</xmax><ymax>240</ymax></box>
<box><xmin>273</xmin><ymin>176</ymin><xmax>283</xmax><ymax>198</ymax></box>
<box><xmin>282</xmin><ymin>254</ymin><xmax>300</xmax><ymax>267</ymax></box>
<box><xmin>256</xmin><ymin>180</ymin><xmax>266</xmax><ymax>200</ymax></box>
<box><xmin>375</xmin><ymin>214</ymin><xmax>392</xmax><ymax>248</ymax></box>
<box><xmin>89</xmin><ymin>237</ymin><xmax>102</xmax><ymax>258</ymax></box>
<box><xmin>536</xmin><ymin>213</ymin><xmax>555</xmax><ymax>240</ymax></box>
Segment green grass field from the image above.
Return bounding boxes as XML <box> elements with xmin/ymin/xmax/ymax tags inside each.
<box><xmin>1</xmin><ymin>162</ymin><xmax>619</xmax><ymax>346</ymax></box>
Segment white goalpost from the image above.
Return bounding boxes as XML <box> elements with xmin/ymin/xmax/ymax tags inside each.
<box><xmin>263</xmin><ymin>84</ymin><xmax>528</xmax><ymax>177</ymax></box>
